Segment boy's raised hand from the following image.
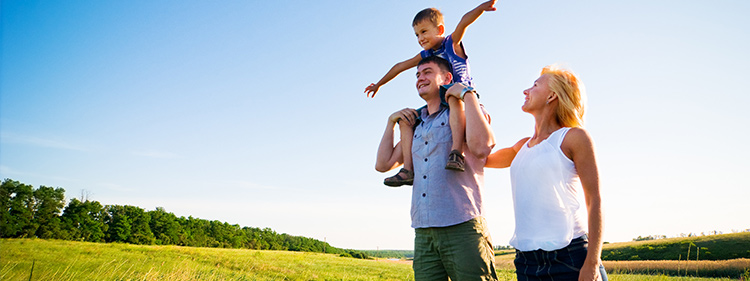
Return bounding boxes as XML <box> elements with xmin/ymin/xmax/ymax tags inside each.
<box><xmin>453</xmin><ymin>0</ymin><xmax>497</xmax><ymax>52</ymax></box>
<box><xmin>365</xmin><ymin>83</ymin><xmax>380</xmax><ymax>98</ymax></box>
<box><xmin>479</xmin><ymin>0</ymin><xmax>498</xmax><ymax>12</ymax></box>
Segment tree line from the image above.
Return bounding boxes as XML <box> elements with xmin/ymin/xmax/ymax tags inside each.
<box><xmin>0</xmin><ymin>178</ymin><xmax>369</xmax><ymax>259</ymax></box>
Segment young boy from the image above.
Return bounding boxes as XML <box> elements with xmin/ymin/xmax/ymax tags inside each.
<box><xmin>365</xmin><ymin>1</ymin><xmax>496</xmax><ymax>187</ymax></box>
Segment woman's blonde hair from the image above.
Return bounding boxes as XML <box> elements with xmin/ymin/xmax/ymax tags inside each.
<box><xmin>541</xmin><ymin>65</ymin><xmax>586</xmax><ymax>128</ymax></box>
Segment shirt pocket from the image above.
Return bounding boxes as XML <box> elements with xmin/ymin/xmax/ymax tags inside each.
<box><xmin>428</xmin><ymin>120</ymin><xmax>452</xmax><ymax>144</ymax></box>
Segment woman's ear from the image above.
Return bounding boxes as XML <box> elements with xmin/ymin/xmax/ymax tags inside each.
<box><xmin>546</xmin><ymin>92</ymin><xmax>558</xmax><ymax>104</ymax></box>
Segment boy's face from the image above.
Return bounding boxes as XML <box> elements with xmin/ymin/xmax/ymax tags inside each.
<box><xmin>413</xmin><ymin>20</ymin><xmax>444</xmax><ymax>51</ymax></box>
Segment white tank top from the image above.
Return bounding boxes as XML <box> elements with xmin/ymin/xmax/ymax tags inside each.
<box><xmin>509</xmin><ymin>127</ymin><xmax>587</xmax><ymax>251</ymax></box>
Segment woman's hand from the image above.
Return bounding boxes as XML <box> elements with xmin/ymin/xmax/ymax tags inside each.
<box><xmin>578</xmin><ymin>258</ymin><xmax>602</xmax><ymax>281</ymax></box>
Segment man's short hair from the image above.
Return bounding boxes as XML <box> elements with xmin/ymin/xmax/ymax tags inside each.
<box><xmin>418</xmin><ymin>56</ymin><xmax>452</xmax><ymax>75</ymax></box>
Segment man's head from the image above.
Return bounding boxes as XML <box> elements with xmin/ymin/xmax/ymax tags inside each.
<box><xmin>412</xmin><ymin>8</ymin><xmax>445</xmax><ymax>51</ymax></box>
<box><xmin>416</xmin><ymin>56</ymin><xmax>453</xmax><ymax>99</ymax></box>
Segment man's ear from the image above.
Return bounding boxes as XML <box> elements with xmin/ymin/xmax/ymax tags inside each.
<box><xmin>445</xmin><ymin>71</ymin><xmax>453</xmax><ymax>83</ymax></box>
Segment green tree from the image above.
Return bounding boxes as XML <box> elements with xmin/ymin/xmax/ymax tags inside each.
<box><xmin>148</xmin><ymin>207</ymin><xmax>181</xmax><ymax>245</ymax></box>
<box><xmin>62</xmin><ymin>199</ymin><xmax>107</xmax><ymax>242</ymax></box>
<box><xmin>0</xmin><ymin>179</ymin><xmax>37</xmax><ymax>237</ymax></box>
<box><xmin>123</xmin><ymin>205</ymin><xmax>155</xmax><ymax>245</ymax></box>
<box><xmin>106</xmin><ymin>205</ymin><xmax>132</xmax><ymax>242</ymax></box>
<box><xmin>242</xmin><ymin>226</ymin><xmax>266</xmax><ymax>250</ymax></box>
<box><xmin>177</xmin><ymin>216</ymin><xmax>214</xmax><ymax>247</ymax></box>
<box><xmin>2</xmin><ymin>178</ymin><xmax>362</xmax><ymax>257</ymax></box>
<box><xmin>32</xmin><ymin>185</ymin><xmax>66</xmax><ymax>239</ymax></box>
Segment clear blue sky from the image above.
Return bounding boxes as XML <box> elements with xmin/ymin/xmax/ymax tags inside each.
<box><xmin>2</xmin><ymin>1</ymin><xmax>749</xmax><ymax>250</ymax></box>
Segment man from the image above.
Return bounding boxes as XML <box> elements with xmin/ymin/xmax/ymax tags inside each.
<box><xmin>375</xmin><ymin>56</ymin><xmax>497</xmax><ymax>281</ymax></box>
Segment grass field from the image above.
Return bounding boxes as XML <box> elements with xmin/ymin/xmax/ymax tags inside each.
<box><xmin>1</xmin><ymin>239</ymin><xmax>746</xmax><ymax>280</ymax></box>
<box><xmin>602</xmin><ymin>232</ymin><xmax>750</xmax><ymax>261</ymax></box>
<box><xmin>1</xmin><ymin>239</ymin><xmax>419</xmax><ymax>280</ymax></box>
<box><xmin>603</xmin><ymin>259</ymin><xmax>750</xmax><ymax>279</ymax></box>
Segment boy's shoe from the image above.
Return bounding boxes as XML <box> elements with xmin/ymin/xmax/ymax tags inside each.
<box><xmin>445</xmin><ymin>150</ymin><xmax>465</xmax><ymax>172</ymax></box>
<box><xmin>384</xmin><ymin>168</ymin><xmax>414</xmax><ymax>187</ymax></box>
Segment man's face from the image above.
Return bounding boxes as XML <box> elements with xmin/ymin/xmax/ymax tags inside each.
<box><xmin>415</xmin><ymin>62</ymin><xmax>448</xmax><ymax>98</ymax></box>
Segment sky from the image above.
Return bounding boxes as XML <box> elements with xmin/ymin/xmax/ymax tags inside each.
<box><xmin>2</xmin><ymin>1</ymin><xmax>749</xmax><ymax>250</ymax></box>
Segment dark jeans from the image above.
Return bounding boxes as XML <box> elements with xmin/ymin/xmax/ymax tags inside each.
<box><xmin>514</xmin><ymin>235</ymin><xmax>608</xmax><ymax>281</ymax></box>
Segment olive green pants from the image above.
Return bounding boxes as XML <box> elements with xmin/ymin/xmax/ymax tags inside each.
<box><xmin>413</xmin><ymin>217</ymin><xmax>498</xmax><ymax>281</ymax></box>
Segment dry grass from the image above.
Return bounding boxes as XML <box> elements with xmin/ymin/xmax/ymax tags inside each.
<box><xmin>605</xmin><ymin>259</ymin><xmax>750</xmax><ymax>278</ymax></box>
<box><xmin>497</xmin><ymin>250</ymin><xmax>748</xmax><ymax>280</ymax></box>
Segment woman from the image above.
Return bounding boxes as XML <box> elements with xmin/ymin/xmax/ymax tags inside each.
<box><xmin>466</xmin><ymin>65</ymin><xmax>606</xmax><ymax>281</ymax></box>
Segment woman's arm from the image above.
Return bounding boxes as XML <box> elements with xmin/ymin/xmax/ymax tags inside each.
<box><xmin>485</xmin><ymin>138</ymin><xmax>528</xmax><ymax>168</ymax></box>
<box><xmin>562</xmin><ymin>128</ymin><xmax>603</xmax><ymax>281</ymax></box>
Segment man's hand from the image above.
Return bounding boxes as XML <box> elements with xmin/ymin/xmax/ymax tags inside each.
<box><xmin>444</xmin><ymin>83</ymin><xmax>470</xmax><ymax>101</ymax></box>
<box><xmin>365</xmin><ymin>83</ymin><xmax>381</xmax><ymax>98</ymax></box>
<box><xmin>389</xmin><ymin>108</ymin><xmax>419</xmax><ymax>126</ymax></box>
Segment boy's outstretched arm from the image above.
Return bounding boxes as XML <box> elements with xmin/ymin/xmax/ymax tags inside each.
<box><xmin>365</xmin><ymin>54</ymin><xmax>422</xmax><ymax>98</ymax></box>
<box><xmin>451</xmin><ymin>0</ymin><xmax>497</xmax><ymax>55</ymax></box>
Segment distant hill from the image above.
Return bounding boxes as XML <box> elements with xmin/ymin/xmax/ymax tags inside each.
<box><xmin>602</xmin><ymin>232</ymin><xmax>750</xmax><ymax>261</ymax></box>
<box><xmin>363</xmin><ymin>232</ymin><xmax>750</xmax><ymax>261</ymax></box>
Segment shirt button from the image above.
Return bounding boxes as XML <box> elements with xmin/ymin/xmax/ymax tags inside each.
<box><xmin>422</xmin><ymin>193</ymin><xmax>426</xmax><ymax>197</ymax></box>
<box><xmin>425</xmin><ymin>141</ymin><xmax>428</xmax><ymax>145</ymax></box>
<box><xmin>423</xmin><ymin>175</ymin><xmax>427</xmax><ymax>179</ymax></box>
<box><xmin>441</xmin><ymin>122</ymin><xmax>445</xmax><ymax>126</ymax></box>
<box><xmin>424</xmin><ymin>158</ymin><xmax>428</xmax><ymax>162</ymax></box>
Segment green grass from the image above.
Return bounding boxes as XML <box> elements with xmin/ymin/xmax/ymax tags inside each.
<box><xmin>1</xmin><ymin>239</ymin><xmax>414</xmax><ymax>280</ymax></box>
<box><xmin>0</xmin><ymin>239</ymin><xmax>742</xmax><ymax>280</ymax></box>
<box><xmin>602</xmin><ymin>232</ymin><xmax>750</xmax><ymax>261</ymax></box>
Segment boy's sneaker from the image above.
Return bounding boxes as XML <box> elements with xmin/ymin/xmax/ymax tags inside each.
<box><xmin>384</xmin><ymin>168</ymin><xmax>414</xmax><ymax>187</ymax></box>
<box><xmin>445</xmin><ymin>150</ymin><xmax>465</xmax><ymax>172</ymax></box>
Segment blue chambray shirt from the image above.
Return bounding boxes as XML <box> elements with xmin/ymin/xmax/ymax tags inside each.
<box><xmin>410</xmin><ymin>104</ymin><xmax>488</xmax><ymax>228</ymax></box>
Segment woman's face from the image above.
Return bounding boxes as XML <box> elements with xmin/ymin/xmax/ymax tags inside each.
<box><xmin>522</xmin><ymin>74</ymin><xmax>553</xmax><ymax>113</ymax></box>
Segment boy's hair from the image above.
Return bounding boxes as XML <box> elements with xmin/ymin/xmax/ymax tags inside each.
<box><xmin>413</xmin><ymin>7</ymin><xmax>444</xmax><ymax>27</ymax></box>
<box><xmin>418</xmin><ymin>56</ymin><xmax>452</xmax><ymax>75</ymax></box>
<box><xmin>541</xmin><ymin>64</ymin><xmax>586</xmax><ymax>128</ymax></box>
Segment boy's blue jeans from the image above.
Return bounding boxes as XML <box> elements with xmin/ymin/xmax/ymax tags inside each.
<box><xmin>514</xmin><ymin>235</ymin><xmax>609</xmax><ymax>281</ymax></box>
